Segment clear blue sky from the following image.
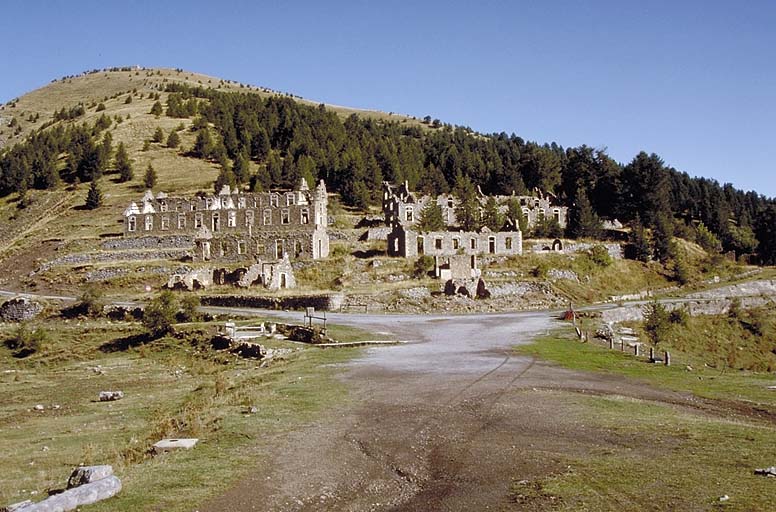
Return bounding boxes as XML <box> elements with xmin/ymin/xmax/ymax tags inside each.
<box><xmin>2</xmin><ymin>0</ymin><xmax>774</xmax><ymax>197</ymax></box>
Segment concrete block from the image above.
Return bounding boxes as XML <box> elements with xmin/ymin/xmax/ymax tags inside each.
<box><xmin>153</xmin><ymin>438</ymin><xmax>198</xmax><ymax>453</ymax></box>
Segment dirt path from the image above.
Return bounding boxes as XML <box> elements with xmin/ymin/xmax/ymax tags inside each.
<box><xmin>200</xmin><ymin>311</ymin><xmax>702</xmax><ymax>511</ymax></box>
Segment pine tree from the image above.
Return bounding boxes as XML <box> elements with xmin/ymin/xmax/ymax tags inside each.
<box><xmin>150</xmin><ymin>101</ymin><xmax>163</xmax><ymax>116</ymax></box>
<box><xmin>166</xmin><ymin>130</ymin><xmax>180</xmax><ymax>149</ymax></box>
<box><xmin>152</xmin><ymin>127</ymin><xmax>164</xmax><ymax>144</ymax></box>
<box><xmin>214</xmin><ymin>168</ymin><xmax>236</xmax><ymax>193</ymax></box>
<box><xmin>193</xmin><ymin>128</ymin><xmax>213</xmax><ymax>159</ymax></box>
<box><xmin>652</xmin><ymin>213</ymin><xmax>674</xmax><ymax>263</ymax></box>
<box><xmin>507</xmin><ymin>198</ymin><xmax>528</xmax><ymax>233</ymax></box>
<box><xmin>629</xmin><ymin>214</ymin><xmax>651</xmax><ymax>262</ymax></box>
<box><xmin>453</xmin><ymin>174</ymin><xmax>480</xmax><ymax>232</ymax></box>
<box><xmin>144</xmin><ymin>163</ymin><xmax>157</xmax><ymax>189</ymax></box>
<box><xmin>85</xmin><ymin>180</ymin><xmax>103</xmax><ymax>209</ymax></box>
<box><xmin>417</xmin><ymin>200</ymin><xmax>445</xmax><ymax>232</ymax></box>
<box><xmin>232</xmin><ymin>151</ymin><xmax>250</xmax><ymax>184</ymax></box>
<box><xmin>567</xmin><ymin>189</ymin><xmax>602</xmax><ymax>239</ymax></box>
<box><xmin>115</xmin><ymin>142</ymin><xmax>133</xmax><ymax>182</ymax></box>
<box><xmin>482</xmin><ymin>196</ymin><xmax>503</xmax><ymax>231</ymax></box>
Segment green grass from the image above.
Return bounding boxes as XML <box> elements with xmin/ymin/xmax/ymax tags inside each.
<box><xmin>0</xmin><ymin>318</ymin><xmax>362</xmax><ymax>510</ymax></box>
<box><xmin>513</xmin><ymin>326</ymin><xmax>776</xmax><ymax>510</ymax></box>
<box><xmin>516</xmin><ymin>329</ymin><xmax>776</xmax><ymax>412</ymax></box>
<box><xmin>524</xmin><ymin>394</ymin><xmax>776</xmax><ymax>511</ymax></box>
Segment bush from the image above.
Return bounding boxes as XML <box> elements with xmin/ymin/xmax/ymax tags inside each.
<box><xmin>668</xmin><ymin>307</ymin><xmax>689</xmax><ymax>326</ymax></box>
<box><xmin>5</xmin><ymin>323</ymin><xmax>48</xmax><ymax>356</ymax></box>
<box><xmin>530</xmin><ymin>260</ymin><xmax>550</xmax><ymax>278</ymax></box>
<box><xmin>413</xmin><ymin>255</ymin><xmax>434</xmax><ymax>278</ymax></box>
<box><xmin>79</xmin><ymin>285</ymin><xmax>104</xmax><ymax>317</ymax></box>
<box><xmin>643</xmin><ymin>301</ymin><xmax>671</xmax><ymax>346</ymax></box>
<box><xmin>588</xmin><ymin>245</ymin><xmax>612</xmax><ymax>267</ymax></box>
<box><xmin>142</xmin><ymin>291</ymin><xmax>179</xmax><ymax>337</ymax></box>
<box><xmin>178</xmin><ymin>295</ymin><xmax>201</xmax><ymax>322</ymax></box>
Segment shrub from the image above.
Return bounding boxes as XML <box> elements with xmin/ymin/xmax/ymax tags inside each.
<box><xmin>5</xmin><ymin>323</ymin><xmax>48</xmax><ymax>356</ymax></box>
<box><xmin>668</xmin><ymin>307</ymin><xmax>689</xmax><ymax>326</ymax></box>
<box><xmin>178</xmin><ymin>295</ymin><xmax>201</xmax><ymax>323</ymax></box>
<box><xmin>142</xmin><ymin>291</ymin><xmax>179</xmax><ymax>337</ymax></box>
<box><xmin>79</xmin><ymin>285</ymin><xmax>104</xmax><ymax>317</ymax></box>
<box><xmin>588</xmin><ymin>245</ymin><xmax>612</xmax><ymax>267</ymax></box>
<box><xmin>413</xmin><ymin>255</ymin><xmax>434</xmax><ymax>278</ymax></box>
<box><xmin>643</xmin><ymin>301</ymin><xmax>671</xmax><ymax>345</ymax></box>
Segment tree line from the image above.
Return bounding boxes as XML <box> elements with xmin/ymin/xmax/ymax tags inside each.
<box><xmin>1</xmin><ymin>82</ymin><xmax>775</xmax><ymax>263</ymax></box>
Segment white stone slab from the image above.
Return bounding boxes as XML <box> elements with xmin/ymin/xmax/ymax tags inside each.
<box><xmin>153</xmin><ymin>438</ymin><xmax>198</xmax><ymax>453</ymax></box>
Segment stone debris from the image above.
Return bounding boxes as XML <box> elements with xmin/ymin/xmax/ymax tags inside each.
<box><xmin>98</xmin><ymin>391</ymin><xmax>124</xmax><ymax>402</ymax></box>
<box><xmin>754</xmin><ymin>466</ymin><xmax>776</xmax><ymax>477</ymax></box>
<box><xmin>1</xmin><ymin>500</ymin><xmax>32</xmax><ymax>512</ymax></box>
<box><xmin>33</xmin><ymin>405</ymin><xmax>44</xmax><ymax>411</ymax></box>
<box><xmin>67</xmin><ymin>465</ymin><xmax>114</xmax><ymax>488</ymax></box>
<box><xmin>0</xmin><ymin>298</ymin><xmax>44</xmax><ymax>323</ymax></box>
<box><xmin>3</xmin><ymin>466</ymin><xmax>120</xmax><ymax>512</ymax></box>
<box><xmin>153</xmin><ymin>438</ymin><xmax>198</xmax><ymax>453</ymax></box>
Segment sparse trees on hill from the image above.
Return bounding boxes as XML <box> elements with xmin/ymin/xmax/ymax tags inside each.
<box><xmin>85</xmin><ymin>180</ymin><xmax>103</xmax><ymax>209</ymax></box>
<box><xmin>115</xmin><ymin>142</ymin><xmax>133</xmax><ymax>182</ymax></box>
<box><xmin>192</xmin><ymin>128</ymin><xmax>213</xmax><ymax>159</ymax></box>
<box><xmin>166</xmin><ymin>130</ymin><xmax>180</xmax><ymax>149</ymax></box>
<box><xmin>152</xmin><ymin>127</ymin><xmax>164</xmax><ymax>144</ymax></box>
<box><xmin>214</xmin><ymin>168</ymin><xmax>236</xmax><ymax>193</ymax></box>
<box><xmin>150</xmin><ymin>101</ymin><xmax>163</xmax><ymax>116</ymax></box>
<box><xmin>144</xmin><ymin>163</ymin><xmax>157</xmax><ymax>189</ymax></box>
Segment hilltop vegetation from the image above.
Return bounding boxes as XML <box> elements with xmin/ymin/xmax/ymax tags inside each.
<box><xmin>1</xmin><ymin>66</ymin><xmax>775</xmax><ymax>269</ymax></box>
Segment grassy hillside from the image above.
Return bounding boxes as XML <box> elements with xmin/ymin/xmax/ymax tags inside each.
<box><xmin>0</xmin><ymin>67</ymin><xmax>424</xmax><ymax>149</ymax></box>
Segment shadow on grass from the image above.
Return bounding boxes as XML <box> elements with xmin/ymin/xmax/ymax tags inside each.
<box><xmin>99</xmin><ymin>332</ymin><xmax>155</xmax><ymax>352</ymax></box>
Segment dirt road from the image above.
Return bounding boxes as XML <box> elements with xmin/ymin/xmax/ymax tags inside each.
<box><xmin>200</xmin><ymin>310</ymin><xmax>697</xmax><ymax>511</ymax></box>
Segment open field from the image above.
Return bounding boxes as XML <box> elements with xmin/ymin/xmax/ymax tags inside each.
<box><xmin>513</xmin><ymin>327</ymin><xmax>776</xmax><ymax>510</ymax></box>
<box><xmin>0</xmin><ymin>316</ymin><xmax>377</xmax><ymax>510</ymax></box>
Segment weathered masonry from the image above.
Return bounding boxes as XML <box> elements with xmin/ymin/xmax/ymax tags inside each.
<box><xmin>382</xmin><ymin>181</ymin><xmax>568</xmax><ymax>230</ymax></box>
<box><xmin>123</xmin><ymin>178</ymin><xmax>329</xmax><ymax>262</ymax></box>
<box><xmin>387</xmin><ymin>226</ymin><xmax>522</xmax><ymax>258</ymax></box>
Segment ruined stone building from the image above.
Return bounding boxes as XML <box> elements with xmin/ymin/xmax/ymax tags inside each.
<box><xmin>123</xmin><ymin>178</ymin><xmax>329</xmax><ymax>263</ymax></box>
<box><xmin>382</xmin><ymin>181</ymin><xmax>568</xmax><ymax>231</ymax></box>
<box><xmin>382</xmin><ymin>181</ymin><xmax>524</xmax><ymax>258</ymax></box>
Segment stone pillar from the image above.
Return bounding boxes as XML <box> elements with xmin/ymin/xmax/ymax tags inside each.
<box><xmin>634</xmin><ymin>344</ymin><xmax>640</xmax><ymax>356</ymax></box>
<box><xmin>664</xmin><ymin>351</ymin><xmax>671</xmax><ymax>366</ymax></box>
<box><xmin>649</xmin><ymin>347</ymin><xmax>655</xmax><ymax>361</ymax></box>
<box><xmin>609</xmin><ymin>338</ymin><xmax>614</xmax><ymax>350</ymax></box>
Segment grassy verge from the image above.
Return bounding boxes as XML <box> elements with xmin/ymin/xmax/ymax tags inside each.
<box><xmin>513</xmin><ymin>328</ymin><xmax>776</xmax><ymax>511</ymax></box>
<box><xmin>515</xmin><ymin>328</ymin><xmax>776</xmax><ymax>410</ymax></box>
<box><xmin>0</xmin><ymin>319</ymin><xmax>362</xmax><ymax>510</ymax></box>
<box><xmin>516</xmin><ymin>393</ymin><xmax>776</xmax><ymax>511</ymax></box>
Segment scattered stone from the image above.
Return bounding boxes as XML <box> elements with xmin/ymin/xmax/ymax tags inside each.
<box><xmin>98</xmin><ymin>391</ymin><xmax>124</xmax><ymax>402</ymax></box>
<box><xmin>0</xmin><ymin>297</ymin><xmax>44</xmax><ymax>323</ymax></box>
<box><xmin>754</xmin><ymin>466</ymin><xmax>776</xmax><ymax>477</ymax></box>
<box><xmin>686</xmin><ymin>365</ymin><xmax>693</xmax><ymax>372</ymax></box>
<box><xmin>33</xmin><ymin>405</ymin><xmax>44</xmax><ymax>411</ymax></box>
<box><xmin>719</xmin><ymin>495</ymin><xmax>730</xmax><ymax>502</ymax></box>
<box><xmin>152</xmin><ymin>438</ymin><xmax>198</xmax><ymax>453</ymax></box>
<box><xmin>9</xmin><ymin>474</ymin><xmax>121</xmax><ymax>511</ymax></box>
<box><xmin>67</xmin><ymin>465</ymin><xmax>114</xmax><ymax>488</ymax></box>
<box><xmin>1</xmin><ymin>500</ymin><xmax>32</xmax><ymax>512</ymax></box>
